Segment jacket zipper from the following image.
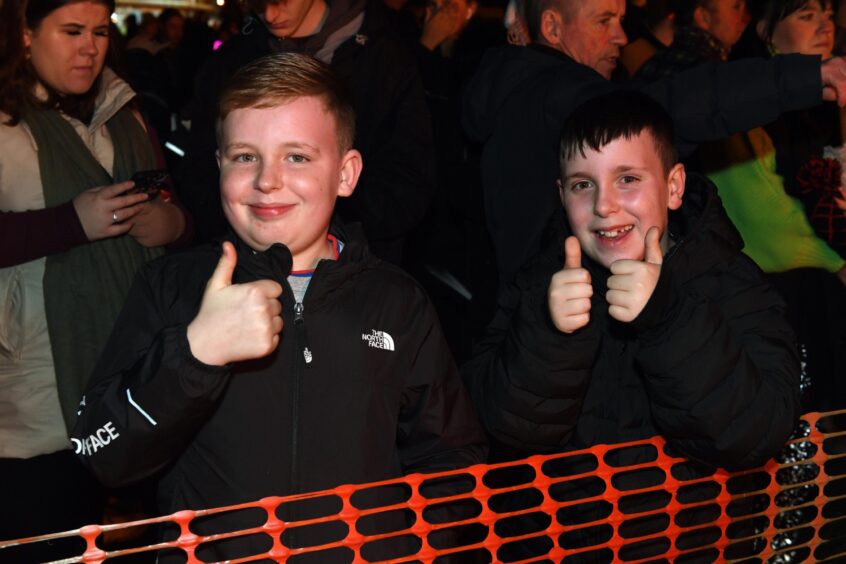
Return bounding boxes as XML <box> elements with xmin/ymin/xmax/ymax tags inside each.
<box><xmin>290</xmin><ymin>301</ymin><xmax>309</xmax><ymax>494</ymax></box>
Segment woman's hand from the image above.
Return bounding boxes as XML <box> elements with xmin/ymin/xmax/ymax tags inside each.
<box><xmin>72</xmin><ymin>181</ymin><xmax>150</xmax><ymax>241</ymax></box>
<box><xmin>127</xmin><ymin>197</ymin><xmax>186</xmax><ymax>247</ymax></box>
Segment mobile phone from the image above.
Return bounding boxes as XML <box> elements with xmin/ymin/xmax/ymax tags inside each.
<box><xmin>128</xmin><ymin>169</ymin><xmax>170</xmax><ymax>199</ymax></box>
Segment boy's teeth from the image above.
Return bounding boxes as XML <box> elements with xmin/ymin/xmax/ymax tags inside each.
<box><xmin>598</xmin><ymin>225</ymin><xmax>633</xmax><ymax>239</ymax></box>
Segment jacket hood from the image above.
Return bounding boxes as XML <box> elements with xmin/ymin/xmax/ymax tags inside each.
<box><xmin>462</xmin><ymin>45</ymin><xmax>565</xmax><ymax>142</ymax></box>
<box><xmin>665</xmin><ymin>173</ymin><xmax>744</xmax><ymax>282</ymax></box>
<box><xmin>222</xmin><ymin>219</ymin><xmax>371</xmax><ymax>287</ymax></box>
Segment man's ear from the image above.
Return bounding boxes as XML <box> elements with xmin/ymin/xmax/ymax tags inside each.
<box><xmin>539</xmin><ymin>8</ymin><xmax>563</xmax><ymax>45</ymax></box>
<box><xmin>215</xmin><ymin>150</ymin><xmax>221</xmax><ymax>170</ymax></box>
<box><xmin>338</xmin><ymin>149</ymin><xmax>363</xmax><ymax>197</ymax></box>
<box><xmin>556</xmin><ymin>178</ymin><xmax>566</xmax><ymax>206</ymax></box>
<box><xmin>23</xmin><ymin>27</ymin><xmax>32</xmax><ymax>51</ymax></box>
<box><xmin>667</xmin><ymin>163</ymin><xmax>686</xmax><ymax>210</ymax></box>
<box><xmin>693</xmin><ymin>5</ymin><xmax>712</xmax><ymax>32</ymax></box>
<box><xmin>755</xmin><ymin>19</ymin><xmax>767</xmax><ymax>42</ymax></box>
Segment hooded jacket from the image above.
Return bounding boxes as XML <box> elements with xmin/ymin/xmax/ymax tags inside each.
<box><xmin>178</xmin><ymin>0</ymin><xmax>435</xmax><ymax>262</ymax></box>
<box><xmin>461</xmin><ymin>44</ymin><xmax>824</xmax><ymax>285</ymax></box>
<box><xmin>71</xmin><ymin>223</ymin><xmax>486</xmax><ymax>561</ymax></box>
<box><xmin>462</xmin><ymin>175</ymin><xmax>800</xmax><ymax>470</ymax></box>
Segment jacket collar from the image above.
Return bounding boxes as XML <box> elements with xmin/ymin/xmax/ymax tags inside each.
<box><xmin>222</xmin><ymin>218</ymin><xmax>371</xmax><ymax>284</ymax></box>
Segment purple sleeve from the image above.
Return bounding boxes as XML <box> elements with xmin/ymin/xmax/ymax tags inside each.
<box><xmin>0</xmin><ymin>201</ymin><xmax>89</xmax><ymax>268</ymax></box>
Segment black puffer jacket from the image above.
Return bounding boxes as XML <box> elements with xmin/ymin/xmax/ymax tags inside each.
<box><xmin>72</xmin><ymin>223</ymin><xmax>486</xmax><ymax>561</ymax></box>
<box><xmin>178</xmin><ymin>0</ymin><xmax>435</xmax><ymax>262</ymax></box>
<box><xmin>462</xmin><ymin>176</ymin><xmax>800</xmax><ymax>470</ymax></box>
<box><xmin>461</xmin><ymin>43</ymin><xmax>824</xmax><ymax>285</ymax></box>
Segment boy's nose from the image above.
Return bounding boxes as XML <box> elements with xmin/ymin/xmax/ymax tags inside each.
<box><xmin>256</xmin><ymin>163</ymin><xmax>283</xmax><ymax>193</ymax></box>
<box><xmin>593</xmin><ymin>187</ymin><xmax>619</xmax><ymax>217</ymax></box>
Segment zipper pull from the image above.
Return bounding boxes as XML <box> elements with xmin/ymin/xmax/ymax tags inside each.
<box><xmin>294</xmin><ymin>302</ymin><xmax>311</xmax><ymax>364</ymax></box>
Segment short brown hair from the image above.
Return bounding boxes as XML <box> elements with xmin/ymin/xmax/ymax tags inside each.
<box><xmin>560</xmin><ymin>90</ymin><xmax>677</xmax><ymax>175</ymax></box>
<box><xmin>217</xmin><ymin>52</ymin><xmax>356</xmax><ymax>153</ymax></box>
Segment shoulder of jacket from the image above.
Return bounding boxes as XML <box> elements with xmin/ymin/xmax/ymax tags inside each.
<box><xmin>347</xmin><ymin>255</ymin><xmax>431</xmax><ymax>303</ymax></box>
<box><xmin>140</xmin><ymin>244</ymin><xmax>220</xmax><ymax>286</ymax></box>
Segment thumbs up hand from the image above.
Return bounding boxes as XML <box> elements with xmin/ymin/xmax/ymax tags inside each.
<box><xmin>187</xmin><ymin>242</ymin><xmax>284</xmax><ymax>366</ymax></box>
<box><xmin>606</xmin><ymin>227</ymin><xmax>663</xmax><ymax>323</ymax></box>
<box><xmin>548</xmin><ymin>236</ymin><xmax>593</xmax><ymax>334</ymax></box>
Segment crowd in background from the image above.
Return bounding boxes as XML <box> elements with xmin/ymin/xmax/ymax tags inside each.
<box><xmin>3</xmin><ymin>0</ymin><xmax>846</xmax><ymax>560</ymax></box>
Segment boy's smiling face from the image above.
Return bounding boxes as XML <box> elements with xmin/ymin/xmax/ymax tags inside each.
<box><xmin>559</xmin><ymin>130</ymin><xmax>685</xmax><ymax>269</ymax></box>
<box><xmin>217</xmin><ymin>96</ymin><xmax>361</xmax><ymax>269</ymax></box>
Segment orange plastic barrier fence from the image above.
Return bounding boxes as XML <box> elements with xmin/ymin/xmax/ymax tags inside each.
<box><xmin>4</xmin><ymin>410</ymin><xmax>846</xmax><ymax>563</ymax></box>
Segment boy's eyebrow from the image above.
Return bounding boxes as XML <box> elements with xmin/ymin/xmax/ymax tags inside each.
<box><xmin>563</xmin><ymin>164</ymin><xmax>648</xmax><ymax>180</ymax></box>
<box><xmin>610</xmin><ymin>164</ymin><xmax>648</xmax><ymax>174</ymax></box>
<box><xmin>221</xmin><ymin>141</ymin><xmax>322</xmax><ymax>153</ymax></box>
<box><xmin>220</xmin><ymin>142</ymin><xmax>255</xmax><ymax>152</ymax></box>
<box><xmin>282</xmin><ymin>141</ymin><xmax>321</xmax><ymax>154</ymax></box>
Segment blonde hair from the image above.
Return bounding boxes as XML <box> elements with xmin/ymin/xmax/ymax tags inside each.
<box><xmin>217</xmin><ymin>52</ymin><xmax>356</xmax><ymax>152</ymax></box>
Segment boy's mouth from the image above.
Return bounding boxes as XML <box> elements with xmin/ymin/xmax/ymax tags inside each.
<box><xmin>250</xmin><ymin>203</ymin><xmax>295</xmax><ymax>218</ymax></box>
<box><xmin>595</xmin><ymin>225</ymin><xmax>634</xmax><ymax>239</ymax></box>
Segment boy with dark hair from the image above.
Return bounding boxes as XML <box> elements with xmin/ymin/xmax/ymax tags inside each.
<box><xmin>463</xmin><ymin>89</ymin><xmax>800</xmax><ymax>469</ymax></box>
<box><xmin>72</xmin><ymin>52</ymin><xmax>486</xmax><ymax>562</ymax></box>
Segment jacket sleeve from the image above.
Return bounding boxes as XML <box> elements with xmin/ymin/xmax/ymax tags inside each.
<box><xmin>71</xmin><ymin>263</ymin><xmax>231</xmax><ymax>487</ymax></box>
<box><xmin>630</xmin><ymin>254</ymin><xmax>801</xmax><ymax>470</ymax></box>
<box><xmin>396</xmin><ymin>289</ymin><xmax>488</xmax><ymax>474</ymax></box>
<box><xmin>0</xmin><ymin>203</ymin><xmax>88</xmax><ymax>268</ymax></box>
<box><xmin>637</xmin><ymin>54</ymin><xmax>822</xmax><ymax>156</ymax></box>
<box><xmin>461</xmin><ymin>260</ymin><xmax>601</xmax><ymax>452</ymax></box>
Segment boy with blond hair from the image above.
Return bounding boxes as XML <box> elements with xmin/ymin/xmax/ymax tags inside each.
<box><xmin>73</xmin><ymin>53</ymin><xmax>485</xmax><ymax>562</ymax></box>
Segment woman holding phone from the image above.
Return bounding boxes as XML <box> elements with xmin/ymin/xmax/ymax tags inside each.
<box><xmin>0</xmin><ymin>0</ymin><xmax>188</xmax><ymax>556</ymax></box>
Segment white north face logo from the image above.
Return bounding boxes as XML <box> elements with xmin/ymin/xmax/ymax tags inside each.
<box><xmin>362</xmin><ymin>330</ymin><xmax>395</xmax><ymax>351</ymax></box>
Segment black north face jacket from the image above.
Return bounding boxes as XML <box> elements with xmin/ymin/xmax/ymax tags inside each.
<box><xmin>72</xmin><ymin>223</ymin><xmax>486</xmax><ymax>561</ymax></box>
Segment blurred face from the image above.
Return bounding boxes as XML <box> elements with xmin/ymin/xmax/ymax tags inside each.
<box><xmin>163</xmin><ymin>14</ymin><xmax>184</xmax><ymax>45</ymax></box>
<box><xmin>24</xmin><ymin>1</ymin><xmax>110</xmax><ymax>95</ymax></box>
<box><xmin>261</xmin><ymin>0</ymin><xmax>326</xmax><ymax>38</ymax></box>
<box><xmin>550</xmin><ymin>0</ymin><xmax>627</xmax><ymax>79</ymax></box>
<box><xmin>770</xmin><ymin>1</ymin><xmax>834</xmax><ymax>59</ymax></box>
<box><xmin>559</xmin><ymin>131</ymin><xmax>685</xmax><ymax>269</ymax></box>
<box><xmin>700</xmin><ymin>0</ymin><xmax>749</xmax><ymax>51</ymax></box>
<box><xmin>217</xmin><ymin>96</ymin><xmax>361</xmax><ymax>269</ymax></box>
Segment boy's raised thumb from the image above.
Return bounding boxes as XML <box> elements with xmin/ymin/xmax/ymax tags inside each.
<box><xmin>207</xmin><ymin>241</ymin><xmax>237</xmax><ymax>291</ymax></box>
<box><xmin>644</xmin><ymin>227</ymin><xmax>663</xmax><ymax>265</ymax></box>
<box><xmin>563</xmin><ymin>236</ymin><xmax>582</xmax><ymax>269</ymax></box>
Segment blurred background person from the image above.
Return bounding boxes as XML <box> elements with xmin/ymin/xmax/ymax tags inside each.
<box><xmin>0</xmin><ymin>0</ymin><xmax>189</xmax><ymax>558</ymax></box>
<box><xmin>126</xmin><ymin>11</ymin><xmax>163</xmax><ymax>54</ymax></box>
<box><xmin>619</xmin><ymin>0</ymin><xmax>676</xmax><ymax>77</ymax></box>
<box><xmin>638</xmin><ymin>0</ymin><xmax>749</xmax><ymax>79</ymax></box>
<box><xmin>705</xmin><ymin>0</ymin><xmax>846</xmax><ymax>410</ymax></box>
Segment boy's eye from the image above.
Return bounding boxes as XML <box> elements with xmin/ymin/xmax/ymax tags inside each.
<box><xmin>287</xmin><ymin>154</ymin><xmax>309</xmax><ymax>164</ymax></box>
<box><xmin>619</xmin><ymin>175</ymin><xmax>639</xmax><ymax>184</ymax></box>
<box><xmin>570</xmin><ymin>180</ymin><xmax>593</xmax><ymax>192</ymax></box>
<box><xmin>234</xmin><ymin>153</ymin><xmax>257</xmax><ymax>163</ymax></box>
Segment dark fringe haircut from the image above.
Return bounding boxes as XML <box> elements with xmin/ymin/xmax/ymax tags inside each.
<box><xmin>559</xmin><ymin>90</ymin><xmax>677</xmax><ymax>174</ymax></box>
